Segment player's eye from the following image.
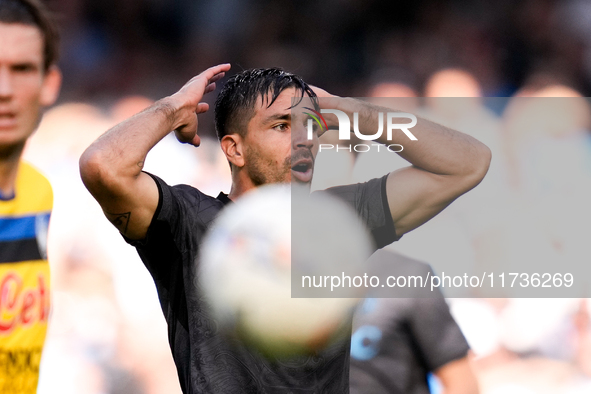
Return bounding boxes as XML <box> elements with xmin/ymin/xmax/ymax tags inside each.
<box><xmin>12</xmin><ymin>63</ymin><xmax>37</xmax><ymax>73</ymax></box>
<box><xmin>305</xmin><ymin>119</ymin><xmax>320</xmax><ymax>134</ymax></box>
<box><xmin>273</xmin><ymin>123</ymin><xmax>289</xmax><ymax>131</ymax></box>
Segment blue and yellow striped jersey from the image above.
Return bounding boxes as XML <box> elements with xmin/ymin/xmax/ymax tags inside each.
<box><xmin>0</xmin><ymin>162</ymin><xmax>52</xmax><ymax>394</ymax></box>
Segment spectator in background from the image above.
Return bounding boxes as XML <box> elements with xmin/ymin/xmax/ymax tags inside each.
<box><xmin>0</xmin><ymin>0</ymin><xmax>61</xmax><ymax>393</ymax></box>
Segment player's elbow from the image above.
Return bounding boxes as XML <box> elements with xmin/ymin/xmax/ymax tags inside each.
<box><xmin>79</xmin><ymin>147</ymin><xmax>127</xmax><ymax>197</ymax></box>
<box><xmin>80</xmin><ymin>148</ymin><xmax>107</xmax><ymax>194</ymax></box>
<box><xmin>474</xmin><ymin>143</ymin><xmax>492</xmax><ymax>183</ymax></box>
<box><xmin>462</xmin><ymin>142</ymin><xmax>492</xmax><ymax>192</ymax></box>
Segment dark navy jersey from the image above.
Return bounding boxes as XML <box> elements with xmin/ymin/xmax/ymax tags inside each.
<box><xmin>127</xmin><ymin>173</ymin><xmax>398</xmax><ymax>393</ymax></box>
<box><xmin>349</xmin><ymin>250</ymin><xmax>470</xmax><ymax>394</ymax></box>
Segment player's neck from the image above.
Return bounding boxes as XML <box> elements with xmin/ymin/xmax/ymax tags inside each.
<box><xmin>0</xmin><ymin>144</ymin><xmax>24</xmax><ymax>197</ymax></box>
<box><xmin>228</xmin><ymin>169</ymin><xmax>258</xmax><ymax>200</ymax></box>
<box><xmin>228</xmin><ymin>180</ymin><xmax>253</xmax><ymax>201</ymax></box>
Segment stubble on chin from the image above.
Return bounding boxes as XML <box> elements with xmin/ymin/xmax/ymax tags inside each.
<box><xmin>246</xmin><ymin>147</ymin><xmax>292</xmax><ymax>186</ymax></box>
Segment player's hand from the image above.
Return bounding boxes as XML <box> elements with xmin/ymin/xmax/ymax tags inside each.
<box><xmin>308</xmin><ymin>85</ymin><xmax>340</xmax><ymax>133</ymax></box>
<box><xmin>166</xmin><ymin>63</ymin><xmax>231</xmax><ymax>146</ymax></box>
<box><xmin>309</xmin><ymin>85</ymin><xmax>336</xmax><ymax>100</ymax></box>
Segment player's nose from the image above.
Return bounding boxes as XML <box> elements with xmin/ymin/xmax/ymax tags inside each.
<box><xmin>0</xmin><ymin>67</ymin><xmax>14</xmax><ymax>101</ymax></box>
<box><xmin>292</xmin><ymin>120</ymin><xmax>314</xmax><ymax>149</ymax></box>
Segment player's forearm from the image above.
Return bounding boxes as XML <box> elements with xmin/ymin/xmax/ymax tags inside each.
<box><xmin>435</xmin><ymin>357</ymin><xmax>480</xmax><ymax>394</ymax></box>
<box><xmin>333</xmin><ymin>98</ymin><xmax>491</xmax><ymax>187</ymax></box>
<box><xmin>442</xmin><ymin>385</ymin><xmax>480</xmax><ymax>394</ymax></box>
<box><xmin>79</xmin><ymin>98</ymin><xmax>179</xmax><ymax>191</ymax></box>
<box><xmin>441</xmin><ymin>379</ymin><xmax>480</xmax><ymax>394</ymax></box>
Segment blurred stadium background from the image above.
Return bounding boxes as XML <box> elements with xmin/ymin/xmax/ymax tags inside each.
<box><xmin>22</xmin><ymin>0</ymin><xmax>591</xmax><ymax>393</ymax></box>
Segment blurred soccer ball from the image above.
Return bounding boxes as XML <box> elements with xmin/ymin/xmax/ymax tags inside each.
<box><xmin>198</xmin><ymin>185</ymin><xmax>372</xmax><ymax>357</ymax></box>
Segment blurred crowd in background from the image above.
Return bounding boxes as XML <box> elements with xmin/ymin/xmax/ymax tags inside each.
<box><xmin>20</xmin><ymin>0</ymin><xmax>591</xmax><ymax>393</ymax></box>
<box><xmin>49</xmin><ymin>0</ymin><xmax>591</xmax><ymax>126</ymax></box>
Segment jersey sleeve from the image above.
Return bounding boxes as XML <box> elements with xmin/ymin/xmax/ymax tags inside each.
<box><xmin>124</xmin><ymin>173</ymin><xmax>224</xmax><ymax>320</ymax></box>
<box><xmin>407</xmin><ymin>283</ymin><xmax>470</xmax><ymax>372</ymax></box>
<box><xmin>320</xmin><ymin>175</ymin><xmax>400</xmax><ymax>249</ymax></box>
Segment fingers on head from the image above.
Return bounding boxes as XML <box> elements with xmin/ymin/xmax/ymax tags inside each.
<box><xmin>206</xmin><ymin>63</ymin><xmax>231</xmax><ymax>79</ymax></box>
<box><xmin>192</xmin><ymin>135</ymin><xmax>201</xmax><ymax>147</ymax></box>
<box><xmin>175</xmin><ymin>115</ymin><xmax>197</xmax><ymax>142</ymax></box>
<box><xmin>209</xmin><ymin>73</ymin><xmax>225</xmax><ymax>83</ymax></box>
<box><xmin>204</xmin><ymin>83</ymin><xmax>216</xmax><ymax>94</ymax></box>
<box><xmin>175</xmin><ymin>130</ymin><xmax>193</xmax><ymax>144</ymax></box>
<box><xmin>196</xmin><ymin>102</ymin><xmax>209</xmax><ymax>113</ymax></box>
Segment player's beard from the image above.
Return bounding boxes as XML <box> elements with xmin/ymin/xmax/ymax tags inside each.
<box><xmin>245</xmin><ymin>146</ymin><xmax>292</xmax><ymax>186</ymax></box>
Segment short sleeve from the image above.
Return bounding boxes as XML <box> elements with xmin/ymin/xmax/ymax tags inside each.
<box><xmin>319</xmin><ymin>175</ymin><xmax>400</xmax><ymax>249</ymax></box>
<box><xmin>123</xmin><ymin>173</ymin><xmax>225</xmax><ymax>300</ymax></box>
<box><xmin>407</xmin><ymin>288</ymin><xmax>470</xmax><ymax>371</ymax></box>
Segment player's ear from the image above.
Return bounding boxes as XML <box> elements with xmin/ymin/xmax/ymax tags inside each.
<box><xmin>221</xmin><ymin>134</ymin><xmax>245</xmax><ymax>168</ymax></box>
<box><xmin>40</xmin><ymin>66</ymin><xmax>62</xmax><ymax>107</ymax></box>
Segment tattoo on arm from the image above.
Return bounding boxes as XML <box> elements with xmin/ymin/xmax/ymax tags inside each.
<box><xmin>105</xmin><ymin>211</ymin><xmax>131</xmax><ymax>235</ymax></box>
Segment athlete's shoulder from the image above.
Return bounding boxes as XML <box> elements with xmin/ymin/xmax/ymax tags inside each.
<box><xmin>13</xmin><ymin>161</ymin><xmax>53</xmax><ymax>212</ymax></box>
<box><xmin>171</xmin><ymin>183</ymin><xmax>225</xmax><ymax>208</ymax></box>
<box><xmin>316</xmin><ymin>174</ymin><xmax>387</xmax><ymax>199</ymax></box>
<box><xmin>161</xmin><ymin>181</ymin><xmax>228</xmax><ymax>227</ymax></box>
<box><xmin>18</xmin><ymin>161</ymin><xmax>52</xmax><ymax>190</ymax></box>
<box><xmin>147</xmin><ymin>172</ymin><xmax>212</xmax><ymax>204</ymax></box>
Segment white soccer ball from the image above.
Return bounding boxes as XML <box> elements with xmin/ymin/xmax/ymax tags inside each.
<box><xmin>198</xmin><ymin>185</ymin><xmax>372</xmax><ymax>357</ymax></box>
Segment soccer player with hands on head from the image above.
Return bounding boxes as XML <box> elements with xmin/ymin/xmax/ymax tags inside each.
<box><xmin>81</xmin><ymin>63</ymin><xmax>490</xmax><ymax>393</ymax></box>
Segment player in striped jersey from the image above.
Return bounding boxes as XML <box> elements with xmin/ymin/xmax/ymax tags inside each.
<box><xmin>0</xmin><ymin>0</ymin><xmax>61</xmax><ymax>392</ymax></box>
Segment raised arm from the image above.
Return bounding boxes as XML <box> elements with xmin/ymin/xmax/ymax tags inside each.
<box><xmin>312</xmin><ymin>88</ymin><xmax>491</xmax><ymax>237</ymax></box>
<box><xmin>79</xmin><ymin>64</ymin><xmax>231</xmax><ymax>240</ymax></box>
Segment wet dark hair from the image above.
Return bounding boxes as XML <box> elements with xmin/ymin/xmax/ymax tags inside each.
<box><xmin>0</xmin><ymin>0</ymin><xmax>60</xmax><ymax>71</ymax></box>
<box><xmin>214</xmin><ymin>68</ymin><xmax>317</xmax><ymax>141</ymax></box>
